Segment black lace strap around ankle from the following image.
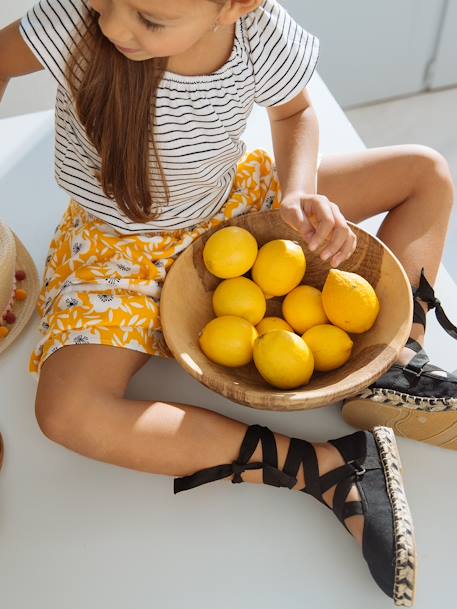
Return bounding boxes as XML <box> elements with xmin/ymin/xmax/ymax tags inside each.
<box><xmin>413</xmin><ymin>267</ymin><xmax>457</xmax><ymax>339</ymax></box>
<box><xmin>282</xmin><ymin>436</ymin><xmax>367</xmax><ymax>530</ymax></box>
<box><xmin>400</xmin><ymin>337</ymin><xmax>430</xmax><ymax>376</ymax></box>
<box><xmin>174</xmin><ymin>424</ymin><xmax>298</xmax><ymax>494</ymax></box>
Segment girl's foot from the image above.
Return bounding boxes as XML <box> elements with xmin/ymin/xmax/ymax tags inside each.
<box><xmin>315</xmin><ymin>441</ymin><xmax>365</xmax><ymax>545</ymax></box>
<box><xmin>174</xmin><ymin>424</ymin><xmax>417</xmax><ymax>605</ymax></box>
<box><xmin>343</xmin><ymin>268</ymin><xmax>457</xmax><ymax>450</ymax></box>
<box><xmin>308</xmin><ymin>427</ymin><xmax>417</xmax><ymax>606</ymax></box>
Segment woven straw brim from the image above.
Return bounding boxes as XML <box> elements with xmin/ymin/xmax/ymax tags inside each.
<box><xmin>0</xmin><ymin>230</ymin><xmax>40</xmax><ymax>356</ymax></box>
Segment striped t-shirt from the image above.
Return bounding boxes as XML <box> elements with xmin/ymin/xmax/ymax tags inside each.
<box><xmin>19</xmin><ymin>0</ymin><xmax>320</xmax><ymax>234</ymax></box>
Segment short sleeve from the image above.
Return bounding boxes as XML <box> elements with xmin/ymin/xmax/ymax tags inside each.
<box><xmin>245</xmin><ymin>0</ymin><xmax>320</xmax><ymax>107</ymax></box>
<box><xmin>19</xmin><ymin>0</ymin><xmax>89</xmax><ymax>90</ymax></box>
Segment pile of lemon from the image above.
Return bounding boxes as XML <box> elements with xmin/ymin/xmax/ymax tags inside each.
<box><xmin>198</xmin><ymin>226</ymin><xmax>380</xmax><ymax>390</ymax></box>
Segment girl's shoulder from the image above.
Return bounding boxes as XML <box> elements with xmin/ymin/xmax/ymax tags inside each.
<box><xmin>242</xmin><ymin>0</ymin><xmax>285</xmax><ymax>29</ymax></box>
<box><xmin>242</xmin><ymin>0</ymin><xmax>320</xmax><ymax>108</ymax></box>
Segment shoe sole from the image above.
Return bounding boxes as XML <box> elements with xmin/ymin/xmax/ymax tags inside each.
<box><xmin>343</xmin><ymin>398</ymin><xmax>457</xmax><ymax>450</ymax></box>
<box><xmin>372</xmin><ymin>426</ymin><xmax>417</xmax><ymax>607</ymax></box>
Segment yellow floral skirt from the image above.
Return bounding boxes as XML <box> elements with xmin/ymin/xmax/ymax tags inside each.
<box><xmin>29</xmin><ymin>148</ymin><xmax>321</xmax><ymax>382</ymax></box>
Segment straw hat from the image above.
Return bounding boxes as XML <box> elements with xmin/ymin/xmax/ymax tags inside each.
<box><xmin>0</xmin><ymin>217</ymin><xmax>40</xmax><ymax>355</ymax></box>
<box><xmin>0</xmin><ymin>217</ymin><xmax>40</xmax><ymax>470</ymax></box>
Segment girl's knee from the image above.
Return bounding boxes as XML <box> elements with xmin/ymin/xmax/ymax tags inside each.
<box><xmin>35</xmin><ymin>391</ymin><xmax>74</xmax><ymax>443</ymax></box>
<box><xmin>35</xmin><ymin>380</ymin><xmax>91</xmax><ymax>445</ymax></box>
<box><xmin>411</xmin><ymin>145</ymin><xmax>455</xmax><ymax>201</ymax></box>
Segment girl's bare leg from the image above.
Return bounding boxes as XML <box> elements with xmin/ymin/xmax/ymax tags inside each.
<box><xmin>36</xmin><ymin>344</ymin><xmax>365</xmax><ymax>544</ymax></box>
<box><xmin>317</xmin><ymin>144</ymin><xmax>455</xmax><ymax>364</ymax></box>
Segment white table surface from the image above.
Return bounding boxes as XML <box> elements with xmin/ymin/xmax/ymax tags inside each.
<box><xmin>1</xmin><ymin>72</ymin><xmax>457</xmax><ymax>609</ymax></box>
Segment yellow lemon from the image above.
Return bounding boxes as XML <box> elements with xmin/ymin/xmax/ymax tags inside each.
<box><xmin>251</xmin><ymin>239</ymin><xmax>306</xmax><ymax>296</ymax></box>
<box><xmin>199</xmin><ymin>315</ymin><xmax>258</xmax><ymax>367</ymax></box>
<box><xmin>203</xmin><ymin>226</ymin><xmax>258</xmax><ymax>278</ymax></box>
<box><xmin>282</xmin><ymin>285</ymin><xmax>328</xmax><ymax>333</ymax></box>
<box><xmin>302</xmin><ymin>324</ymin><xmax>354</xmax><ymax>372</ymax></box>
<box><xmin>253</xmin><ymin>330</ymin><xmax>314</xmax><ymax>389</ymax></box>
<box><xmin>322</xmin><ymin>269</ymin><xmax>380</xmax><ymax>333</ymax></box>
<box><xmin>212</xmin><ymin>277</ymin><xmax>266</xmax><ymax>325</ymax></box>
<box><xmin>256</xmin><ymin>316</ymin><xmax>295</xmax><ymax>336</ymax></box>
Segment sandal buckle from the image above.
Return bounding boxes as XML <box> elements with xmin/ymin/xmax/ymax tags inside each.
<box><xmin>348</xmin><ymin>460</ymin><xmax>366</xmax><ymax>478</ymax></box>
<box><xmin>402</xmin><ymin>365</ymin><xmax>424</xmax><ymax>379</ymax></box>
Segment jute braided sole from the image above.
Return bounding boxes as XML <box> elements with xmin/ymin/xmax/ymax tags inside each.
<box><xmin>343</xmin><ymin>398</ymin><xmax>457</xmax><ymax>451</ymax></box>
<box><xmin>357</xmin><ymin>387</ymin><xmax>457</xmax><ymax>412</ymax></box>
<box><xmin>372</xmin><ymin>426</ymin><xmax>417</xmax><ymax>607</ymax></box>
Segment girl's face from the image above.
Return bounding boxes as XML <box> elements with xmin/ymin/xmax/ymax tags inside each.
<box><xmin>88</xmin><ymin>0</ymin><xmax>224</xmax><ymax>61</ymax></box>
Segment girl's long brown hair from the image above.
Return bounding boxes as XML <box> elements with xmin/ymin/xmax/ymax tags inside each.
<box><xmin>65</xmin><ymin>1</ymin><xmax>225</xmax><ymax>224</ymax></box>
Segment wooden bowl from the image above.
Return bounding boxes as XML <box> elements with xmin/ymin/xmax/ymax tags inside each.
<box><xmin>160</xmin><ymin>209</ymin><xmax>413</xmax><ymax>411</ymax></box>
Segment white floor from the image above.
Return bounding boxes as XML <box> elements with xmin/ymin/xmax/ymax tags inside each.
<box><xmin>346</xmin><ymin>86</ymin><xmax>457</xmax><ymax>281</ymax></box>
<box><xmin>2</xmin><ymin>75</ymin><xmax>457</xmax><ymax>609</ymax></box>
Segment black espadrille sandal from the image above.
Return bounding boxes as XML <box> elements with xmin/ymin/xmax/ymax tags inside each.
<box><xmin>342</xmin><ymin>267</ymin><xmax>457</xmax><ymax>450</ymax></box>
<box><xmin>174</xmin><ymin>424</ymin><xmax>416</xmax><ymax>606</ymax></box>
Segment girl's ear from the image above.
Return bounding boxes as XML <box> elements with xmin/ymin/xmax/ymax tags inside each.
<box><xmin>221</xmin><ymin>0</ymin><xmax>263</xmax><ymax>23</ymax></box>
<box><xmin>238</xmin><ymin>0</ymin><xmax>263</xmax><ymax>13</ymax></box>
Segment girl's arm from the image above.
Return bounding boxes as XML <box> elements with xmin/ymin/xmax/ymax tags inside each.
<box><xmin>270</xmin><ymin>103</ymin><xmax>320</xmax><ymax>198</ymax></box>
<box><xmin>271</xmin><ymin>91</ymin><xmax>357</xmax><ymax>266</ymax></box>
<box><xmin>0</xmin><ymin>19</ymin><xmax>44</xmax><ymax>103</ymax></box>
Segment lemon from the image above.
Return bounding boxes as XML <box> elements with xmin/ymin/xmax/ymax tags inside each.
<box><xmin>302</xmin><ymin>324</ymin><xmax>354</xmax><ymax>372</ymax></box>
<box><xmin>203</xmin><ymin>226</ymin><xmax>258</xmax><ymax>278</ymax></box>
<box><xmin>256</xmin><ymin>316</ymin><xmax>295</xmax><ymax>336</ymax></box>
<box><xmin>253</xmin><ymin>330</ymin><xmax>314</xmax><ymax>389</ymax></box>
<box><xmin>282</xmin><ymin>285</ymin><xmax>328</xmax><ymax>333</ymax></box>
<box><xmin>322</xmin><ymin>269</ymin><xmax>380</xmax><ymax>333</ymax></box>
<box><xmin>251</xmin><ymin>239</ymin><xmax>306</xmax><ymax>296</ymax></box>
<box><xmin>212</xmin><ymin>277</ymin><xmax>266</xmax><ymax>325</ymax></box>
<box><xmin>199</xmin><ymin>315</ymin><xmax>258</xmax><ymax>367</ymax></box>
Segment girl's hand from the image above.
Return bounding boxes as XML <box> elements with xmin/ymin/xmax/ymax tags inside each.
<box><xmin>279</xmin><ymin>192</ymin><xmax>357</xmax><ymax>267</ymax></box>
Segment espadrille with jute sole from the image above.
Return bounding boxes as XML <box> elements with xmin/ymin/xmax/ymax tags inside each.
<box><xmin>173</xmin><ymin>424</ymin><xmax>417</xmax><ymax>605</ymax></box>
<box><xmin>342</xmin><ymin>267</ymin><xmax>457</xmax><ymax>450</ymax></box>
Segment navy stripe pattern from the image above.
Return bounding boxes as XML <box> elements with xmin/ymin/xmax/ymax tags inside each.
<box><xmin>19</xmin><ymin>0</ymin><xmax>320</xmax><ymax>234</ymax></box>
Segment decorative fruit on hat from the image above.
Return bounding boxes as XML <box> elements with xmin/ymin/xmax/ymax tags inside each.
<box><xmin>0</xmin><ymin>217</ymin><xmax>39</xmax><ymax>354</ymax></box>
<box><xmin>0</xmin><ymin>270</ymin><xmax>29</xmax><ymax>339</ymax></box>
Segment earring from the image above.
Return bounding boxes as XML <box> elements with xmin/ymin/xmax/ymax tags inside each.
<box><xmin>212</xmin><ymin>20</ymin><xmax>221</xmax><ymax>32</ymax></box>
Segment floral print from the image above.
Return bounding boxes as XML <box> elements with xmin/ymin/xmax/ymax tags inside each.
<box><xmin>29</xmin><ymin>148</ymin><xmax>285</xmax><ymax>382</ymax></box>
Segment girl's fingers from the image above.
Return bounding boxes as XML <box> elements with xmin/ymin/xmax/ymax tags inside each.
<box><xmin>280</xmin><ymin>201</ymin><xmax>314</xmax><ymax>237</ymax></box>
<box><xmin>320</xmin><ymin>204</ymin><xmax>357</xmax><ymax>266</ymax></box>
<box><xmin>320</xmin><ymin>224</ymin><xmax>349</xmax><ymax>261</ymax></box>
<box><xmin>319</xmin><ymin>204</ymin><xmax>352</xmax><ymax>258</ymax></box>
<box><xmin>307</xmin><ymin>202</ymin><xmax>335</xmax><ymax>251</ymax></box>
<box><xmin>281</xmin><ymin>197</ymin><xmax>358</xmax><ymax>267</ymax></box>
<box><xmin>331</xmin><ymin>231</ymin><xmax>357</xmax><ymax>267</ymax></box>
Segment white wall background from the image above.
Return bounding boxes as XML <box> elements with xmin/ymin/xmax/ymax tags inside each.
<box><xmin>288</xmin><ymin>0</ymin><xmax>447</xmax><ymax>107</ymax></box>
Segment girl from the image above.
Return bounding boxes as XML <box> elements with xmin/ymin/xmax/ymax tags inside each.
<box><xmin>2</xmin><ymin>0</ymin><xmax>456</xmax><ymax>602</ymax></box>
